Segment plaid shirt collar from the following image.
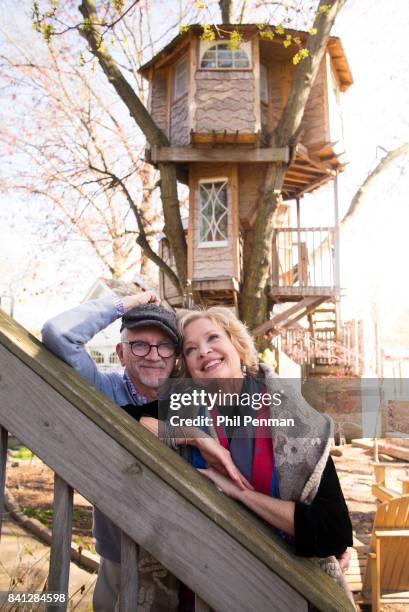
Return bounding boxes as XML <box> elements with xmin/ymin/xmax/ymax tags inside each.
<box><xmin>124</xmin><ymin>370</ymin><xmax>149</xmax><ymax>405</ymax></box>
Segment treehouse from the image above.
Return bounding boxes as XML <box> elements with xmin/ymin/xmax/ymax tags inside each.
<box><xmin>140</xmin><ymin>24</ymin><xmax>353</xmax><ymax>355</ymax></box>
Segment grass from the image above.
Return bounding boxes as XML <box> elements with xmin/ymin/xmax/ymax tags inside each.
<box><xmin>8</xmin><ymin>446</ymin><xmax>34</xmax><ymax>461</ymax></box>
<box><xmin>21</xmin><ymin>506</ymin><xmax>53</xmax><ymax>525</ymax></box>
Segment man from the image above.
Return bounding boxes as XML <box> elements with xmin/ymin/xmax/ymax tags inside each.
<box><xmin>41</xmin><ymin>291</ymin><xmax>180</xmax><ymax>612</ymax></box>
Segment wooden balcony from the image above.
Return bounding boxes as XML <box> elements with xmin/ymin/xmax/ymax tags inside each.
<box><xmin>271</xmin><ymin>226</ymin><xmax>340</xmax><ymax>301</ymax></box>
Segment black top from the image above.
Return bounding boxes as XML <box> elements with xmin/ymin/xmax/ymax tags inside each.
<box><xmin>123</xmin><ymin>401</ymin><xmax>352</xmax><ymax>558</ymax></box>
<box><xmin>294</xmin><ymin>456</ymin><xmax>352</xmax><ymax>557</ymax></box>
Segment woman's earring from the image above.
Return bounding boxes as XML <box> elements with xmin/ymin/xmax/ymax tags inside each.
<box><xmin>242</xmin><ymin>364</ymin><xmax>247</xmax><ymax>376</ymax></box>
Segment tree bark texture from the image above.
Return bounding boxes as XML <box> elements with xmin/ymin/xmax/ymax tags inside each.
<box><xmin>241</xmin><ymin>0</ymin><xmax>345</xmax><ymax>331</ymax></box>
<box><xmin>219</xmin><ymin>0</ymin><xmax>232</xmax><ymax>23</ymax></box>
<box><xmin>79</xmin><ymin>0</ymin><xmax>187</xmax><ymax>290</ymax></box>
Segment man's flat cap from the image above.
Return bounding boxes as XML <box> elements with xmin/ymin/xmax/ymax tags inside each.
<box><xmin>120</xmin><ymin>303</ymin><xmax>181</xmax><ymax>351</ymax></box>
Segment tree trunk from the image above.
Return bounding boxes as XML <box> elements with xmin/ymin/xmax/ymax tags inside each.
<box><xmin>79</xmin><ymin>0</ymin><xmax>187</xmax><ymax>292</ymax></box>
<box><xmin>241</xmin><ymin>0</ymin><xmax>345</xmax><ymax>331</ymax></box>
<box><xmin>219</xmin><ymin>0</ymin><xmax>232</xmax><ymax>24</ymax></box>
<box><xmin>241</xmin><ymin>162</ymin><xmax>286</xmax><ymax>329</ymax></box>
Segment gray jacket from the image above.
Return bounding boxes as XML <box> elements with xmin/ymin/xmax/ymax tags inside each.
<box><xmin>42</xmin><ymin>294</ymin><xmax>139</xmax><ymax>562</ymax></box>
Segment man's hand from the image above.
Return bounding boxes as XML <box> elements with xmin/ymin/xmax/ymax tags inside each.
<box><xmin>122</xmin><ymin>291</ymin><xmax>160</xmax><ymax>312</ymax></box>
<box><xmin>195</xmin><ymin>437</ymin><xmax>253</xmax><ymax>491</ymax></box>
<box><xmin>337</xmin><ymin>548</ymin><xmax>351</xmax><ymax>573</ymax></box>
<box><xmin>139</xmin><ymin>416</ymin><xmax>159</xmax><ymax>437</ymax></box>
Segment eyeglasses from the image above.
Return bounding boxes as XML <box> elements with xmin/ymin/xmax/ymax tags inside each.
<box><xmin>121</xmin><ymin>340</ymin><xmax>177</xmax><ymax>358</ymax></box>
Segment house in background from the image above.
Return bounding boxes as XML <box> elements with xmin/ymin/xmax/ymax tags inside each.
<box><xmin>83</xmin><ymin>276</ymin><xmax>156</xmax><ymax>373</ymax></box>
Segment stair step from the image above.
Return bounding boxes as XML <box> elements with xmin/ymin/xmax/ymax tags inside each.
<box><xmin>314</xmin><ymin>328</ymin><xmax>337</xmax><ymax>333</ymax></box>
<box><xmin>314</xmin><ymin>307</ymin><xmax>336</xmax><ymax>313</ymax></box>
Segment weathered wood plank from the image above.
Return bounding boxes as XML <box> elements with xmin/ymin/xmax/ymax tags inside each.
<box><xmin>119</xmin><ymin>532</ymin><xmax>139</xmax><ymax>612</ymax></box>
<box><xmin>0</xmin><ymin>343</ymin><xmax>308</xmax><ymax>612</ymax></box>
<box><xmin>151</xmin><ymin>145</ymin><xmax>289</xmax><ymax>163</ymax></box>
<box><xmin>0</xmin><ymin>426</ymin><xmax>8</xmax><ymax>540</ymax></box>
<box><xmin>195</xmin><ymin>594</ymin><xmax>211</xmax><ymax>612</ymax></box>
<box><xmin>0</xmin><ymin>312</ymin><xmax>354</xmax><ymax>611</ymax></box>
<box><xmin>47</xmin><ymin>474</ymin><xmax>73</xmax><ymax>612</ymax></box>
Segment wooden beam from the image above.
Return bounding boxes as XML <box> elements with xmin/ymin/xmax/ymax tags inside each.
<box><xmin>252</xmin><ymin>297</ymin><xmax>320</xmax><ymax>337</ymax></box>
<box><xmin>47</xmin><ymin>474</ymin><xmax>73</xmax><ymax>612</ymax></box>
<box><xmin>187</xmin><ymin>35</ymin><xmax>197</xmax><ymax>136</ymax></box>
<box><xmin>187</xmin><ymin>165</ymin><xmax>195</xmax><ymax>282</ymax></box>
<box><xmin>120</xmin><ymin>532</ymin><xmax>139</xmax><ymax>612</ymax></box>
<box><xmin>296</xmin><ymin>174</ymin><xmax>333</xmax><ymax>196</ymax></box>
<box><xmin>296</xmin><ymin>144</ymin><xmax>335</xmax><ymax>175</ymax></box>
<box><xmin>0</xmin><ymin>426</ymin><xmax>7</xmax><ymax>541</ymax></box>
<box><xmin>0</xmin><ymin>343</ymin><xmax>309</xmax><ymax>612</ymax></box>
<box><xmin>166</xmin><ymin>66</ymin><xmax>173</xmax><ymax>140</ymax></box>
<box><xmin>231</xmin><ymin>163</ymin><xmax>240</xmax><ymax>283</ymax></box>
<box><xmin>151</xmin><ymin>146</ymin><xmax>289</xmax><ymax>164</ymax></box>
<box><xmin>252</xmin><ymin>36</ymin><xmax>261</xmax><ymax>132</ymax></box>
<box><xmin>0</xmin><ymin>311</ymin><xmax>354</xmax><ymax>612</ymax></box>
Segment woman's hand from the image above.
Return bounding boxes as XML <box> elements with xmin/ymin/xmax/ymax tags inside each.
<box><xmin>198</xmin><ymin>467</ymin><xmax>244</xmax><ymax>498</ymax></box>
<box><xmin>195</xmin><ymin>437</ymin><xmax>253</xmax><ymax>491</ymax></box>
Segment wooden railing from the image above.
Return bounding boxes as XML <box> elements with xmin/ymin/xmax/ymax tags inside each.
<box><xmin>275</xmin><ymin>323</ymin><xmax>365</xmax><ymax>376</ymax></box>
<box><xmin>0</xmin><ymin>309</ymin><xmax>354</xmax><ymax>612</ymax></box>
<box><xmin>272</xmin><ymin>227</ymin><xmax>337</xmax><ymax>292</ymax></box>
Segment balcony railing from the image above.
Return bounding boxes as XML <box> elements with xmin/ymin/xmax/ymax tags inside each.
<box><xmin>272</xmin><ymin>227</ymin><xmax>338</xmax><ymax>295</ymax></box>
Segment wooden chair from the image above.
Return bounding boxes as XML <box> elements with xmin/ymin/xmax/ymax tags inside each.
<box><xmin>371</xmin><ymin>461</ymin><xmax>409</xmax><ymax>502</ymax></box>
<box><xmin>359</xmin><ymin>494</ymin><xmax>409</xmax><ymax>611</ymax></box>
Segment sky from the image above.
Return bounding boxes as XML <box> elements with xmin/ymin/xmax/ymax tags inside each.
<box><xmin>0</xmin><ymin>0</ymin><xmax>408</xmax><ymax>339</ymax></box>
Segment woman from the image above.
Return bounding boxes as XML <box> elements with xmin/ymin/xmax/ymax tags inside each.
<box><xmin>175</xmin><ymin>306</ymin><xmax>353</xmax><ymax>592</ymax></box>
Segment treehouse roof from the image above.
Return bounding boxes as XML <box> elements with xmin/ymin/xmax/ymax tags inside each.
<box><xmin>139</xmin><ymin>23</ymin><xmax>353</xmax><ymax>92</ymax></box>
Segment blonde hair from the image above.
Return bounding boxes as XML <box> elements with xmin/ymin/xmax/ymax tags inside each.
<box><xmin>176</xmin><ymin>307</ymin><xmax>259</xmax><ymax>376</ymax></box>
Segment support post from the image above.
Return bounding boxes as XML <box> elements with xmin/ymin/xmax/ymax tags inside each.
<box><xmin>195</xmin><ymin>594</ymin><xmax>211</xmax><ymax>611</ymax></box>
<box><xmin>333</xmin><ymin>173</ymin><xmax>341</xmax><ymax>340</ymax></box>
<box><xmin>0</xmin><ymin>426</ymin><xmax>8</xmax><ymax>541</ymax></box>
<box><xmin>46</xmin><ymin>473</ymin><xmax>73</xmax><ymax>612</ymax></box>
<box><xmin>119</xmin><ymin>531</ymin><xmax>139</xmax><ymax>612</ymax></box>
<box><xmin>296</xmin><ymin>198</ymin><xmax>303</xmax><ymax>286</ymax></box>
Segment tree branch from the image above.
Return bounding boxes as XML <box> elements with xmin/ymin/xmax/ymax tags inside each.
<box><xmin>272</xmin><ymin>0</ymin><xmax>345</xmax><ymax>147</ymax></box>
<box><xmin>342</xmin><ymin>142</ymin><xmax>409</xmax><ymax>223</ymax></box>
<box><xmin>88</xmin><ymin>163</ymin><xmax>183</xmax><ymax>294</ymax></box>
<box><xmin>78</xmin><ymin>0</ymin><xmax>187</xmax><ymax>288</ymax></box>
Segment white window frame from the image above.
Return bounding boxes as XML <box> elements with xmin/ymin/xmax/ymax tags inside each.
<box><xmin>198</xmin><ymin>178</ymin><xmax>229</xmax><ymax>248</ymax></box>
<box><xmin>260</xmin><ymin>63</ymin><xmax>269</xmax><ymax>104</ymax></box>
<box><xmin>199</xmin><ymin>40</ymin><xmax>252</xmax><ymax>70</ymax></box>
<box><xmin>172</xmin><ymin>56</ymin><xmax>188</xmax><ymax>102</ymax></box>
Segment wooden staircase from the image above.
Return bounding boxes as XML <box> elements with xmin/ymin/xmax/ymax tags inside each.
<box><xmin>0</xmin><ymin>308</ymin><xmax>354</xmax><ymax>612</ymax></box>
<box><xmin>252</xmin><ymin>297</ymin><xmax>327</xmax><ymax>337</ymax></box>
<box><xmin>309</xmin><ymin>301</ymin><xmax>339</xmax><ymax>368</ymax></box>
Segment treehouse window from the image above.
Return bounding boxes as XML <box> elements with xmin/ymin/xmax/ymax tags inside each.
<box><xmin>173</xmin><ymin>57</ymin><xmax>188</xmax><ymax>101</ymax></box>
<box><xmin>260</xmin><ymin>64</ymin><xmax>268</xmax><ymax>103</ymax></box>
<box><xmin>200</xmin><ymin>43</ymin><xmax>251</xmax><ymax>69</ymax></box>
<box><xmin>198</xmin><ymin>179</ymin><xmax>228</xmax><ymax>247</ymax></box>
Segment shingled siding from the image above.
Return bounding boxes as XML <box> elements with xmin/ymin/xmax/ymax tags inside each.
<box><xmin>170</xmin><ymin>94</ymin><xmax>189</xmax><ymax>145</ymax></box>
<box><xmin>299</xmin><ymin>60</ymin><xmax>328</xmax><ymax>147</ymax></box>
<box><xmin>195</xmin><ymin>71</ymin><xmax>256</xmax><ymax>133</ymax></box>
<box><xmin>151</xmin><ymin>70</ymin><xmax>168</xmax><ymax>133</ymax></box>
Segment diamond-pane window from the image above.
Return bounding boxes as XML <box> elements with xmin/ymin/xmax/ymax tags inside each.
<box><xmin>199</xmin><ymin>180</ymin><xmax>228</xmax><ymax>245</ymax></box>
<box><xmin>200</xmin><ymin>43</ymin><xmax>250</xmax><ymax>69</ymax></box>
